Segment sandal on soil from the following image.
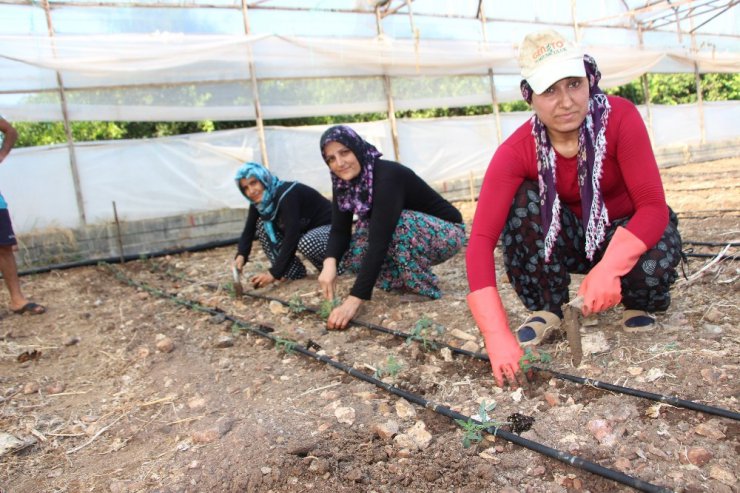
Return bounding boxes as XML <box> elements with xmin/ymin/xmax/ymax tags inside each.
<box><xmin>622</xmin><ymin>310</ymin><xmax>656</xmax><ymax>332</ymax></box>
<box><xmin>12</xmin><ymin>302</ymin><xmax>46</xmax><ymax>316</ymax></box>
<box><xmin>515</xmin><ymin>310</ymin><xmax>561</xmax><ymax>347</ymax></box>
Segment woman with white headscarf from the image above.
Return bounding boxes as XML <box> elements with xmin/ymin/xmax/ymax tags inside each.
<box><xmin>466</xmin><ymin>30</ymin><xmax>682</xmax><ymax>388</ymax></box>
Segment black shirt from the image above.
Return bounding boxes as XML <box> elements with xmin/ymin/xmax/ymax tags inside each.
<box><xmin>237</xmin><ymin>182</ymin><xmax>332</xmax><ymax>279</ymax></box>
<box><xmin>326</xmin><ymin>160</ymin><xmax>462</xmax><ymax>300</ymax></box>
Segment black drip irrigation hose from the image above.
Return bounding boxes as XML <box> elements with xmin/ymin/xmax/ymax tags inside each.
<box><xmin>683</xmin><ymin>252</ymin><xmax>738</xmax><ymax>261</ymax></box>
<box><xmin>107</xmin><ymin>266</ymin><xmax>673</xmax><ymax>493</ymax></box>
<box><xmin>530</xmin><ymin>367</ymin><xmax>740</xmax><ymax>421</ymax></box>
<box><xmin>16</xmin><ymin>237</ymin><xmax>239</xmax><ymax>276</ymax></box>
<box><xmin>245</xmin><ymin>291</ymin><xmax>485</xmax><ymax>360</ymax></box>
<box><xmin>14</xmin><ymin>237</ymin><xmax>735</xmax><ymax>278</ymax></box>
<box><xmin>243</xmin><ymin>291</ymin><xmax>740</xmax><ymax>423</ymax></box>
<box><xmin>683</xmin><ymin>241</ymin><xmax>739</xmax><ymax>247</ymax></box>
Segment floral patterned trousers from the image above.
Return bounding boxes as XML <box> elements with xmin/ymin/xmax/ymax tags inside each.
<box><xmin>341</xmin><ymin>210</ymin><xmax>466</xmax><ymax>299</ymax></box>
<box><xmin>502</xmin><ymin>181</ymin><xmax>682</xmax><ymax>314</ymax></box>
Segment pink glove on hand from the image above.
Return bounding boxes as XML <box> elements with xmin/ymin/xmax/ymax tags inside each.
<box><xmin>467</xmin><ymin>286</ymin><xmax>525</xmax><ymax>388</ymax></box>
<box><xmin>577</xmin><ymin>226</ymin><xmax>648</xmax><ymax>316</ymax></box>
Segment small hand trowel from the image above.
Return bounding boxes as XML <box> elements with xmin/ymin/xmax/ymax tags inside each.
<box><xmin>232</xmin><ymin>266</ymin><xmax>244</xmax><ymax>299</ymax></box>
<box><xmin>562</xmin><ymin>296</ymin><xmax>584</xmax><ymax>367</ymax></box>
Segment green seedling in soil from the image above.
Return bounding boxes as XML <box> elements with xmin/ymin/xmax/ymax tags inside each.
<box><xmin>318</xmin><ymin>298</ymin><xmax>340</xmax><ymax>319</ymax></box>
<box><xmin>475</xmin><ymin>400</ymin><xmax>497</xmax><ymax>422</ymax></box>
<box><xmin>288</xmin><ymin>295</ymin><xmax>308</xmax><ymax>313</ymax></box>
<box><xmin>455</xmin><ymin>417</ymin><xmax>503</xmax><ymax>449</ymax></box>
<box><xmin>274</xmin><ymin>338</ymin><xmax>297</xmax><ymax>355</ymax></box>
<box><xmin>405</xmin><ymin>315</ymin><xmax>445</xmax><ymax>351</ymax></box>
<box><xmin>455</xmin><ymin>400</ymin><xmax>501</xmax><ymax>448</ymax></box>
<box><xmin>374</xmin><ymin>354</ymin><xmax>403</xmax><ymax>379</ymax></box>
<box><xmin>224</xmin><ymin>281</ymin><xmax>236</xmax><ymax>297</ymax></box>
<box><xmin>519</xmin><ymin>347</ymin><xmax>552</xmax><ymax>372</ymax></box>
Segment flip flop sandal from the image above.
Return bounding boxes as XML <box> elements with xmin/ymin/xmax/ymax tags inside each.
<box><xmin>622</xmin><ymin>310</ymin><xmax>656</xmax><ymax>332</ymax></box>
<box><xmin>12</xmin><ymin>302</ymin><xmax>46</xmax><ymax>316</ymax></box>
<box><xmin>515</xmin><ymin>310</ymin><xmax>562</xmax><ymax>347</ymax></box>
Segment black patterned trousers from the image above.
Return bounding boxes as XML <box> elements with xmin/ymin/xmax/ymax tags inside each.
<box><xmin>256</xmin><ymin>220</ymin><xmax>330</xmax><ymax>279</ymax></box>
<box><xmin>501</xmin><ymin>181</ymin><xmax>682</xmax><ymax>314</ymax></box>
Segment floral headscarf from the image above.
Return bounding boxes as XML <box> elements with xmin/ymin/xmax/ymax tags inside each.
<box><xmin>234</xmin><ymin>161</ymin><xmax>296</xmax><ymax>244</ymax></box>
<box><xmin>520</xmin><ymin>54</ymin><xmax>611</xmax><ymax>262</ymax></box>
<box><xmin>319</xmin><ymin>125</ymin><xmax>382</xmax><ymax>219</ymax></box>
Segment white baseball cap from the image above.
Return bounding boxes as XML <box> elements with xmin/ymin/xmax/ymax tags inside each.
<box><xmin>518</xmin><ymin>29</ymin><xmax>586</xmax><ymax>95</ymax></box>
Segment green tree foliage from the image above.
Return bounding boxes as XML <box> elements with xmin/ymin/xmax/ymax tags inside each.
<box><xmin>605</xmin><ymin>73</ymin><xmax>739</xmax><ymax>105</ymax></box>
<box><xmin>12</xmin><ymin>73</ymin><xmax>739</xmax><ymax>148</ymax></box>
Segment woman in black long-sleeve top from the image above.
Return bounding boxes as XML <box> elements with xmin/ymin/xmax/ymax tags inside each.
<box><xmin>318</xmin><ymin>125</ymin><xmax>466</xmax><ymax>330</ymax></box>
<box><xmin>234</xmin><ymin>161</ymin><xmax>332</xmax><ymax>289</ymax></box>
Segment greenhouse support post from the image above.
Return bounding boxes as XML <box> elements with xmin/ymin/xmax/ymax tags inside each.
<box><xmin>242</xmin><ymin>0</ymin><xmax>270</xmax><ymax>168</ymax></box>
<box><xmin>42</xmin><ymin>0</ymin><xmax>87</xmax><ymax>226</ymax></box>
<box><xmin>690</xmin><ymin>29</ymin><xmax>707</xmax><ymax>145</ymax></box>
<box><xmin>478</xmin><ymin>3</ymin><xmax>503</xmax><ymax>145</ymax></box>
<box><xmin>383</xmin><ymin>76</ymin><xmax>401</xmax><ymax>162</ymax></box>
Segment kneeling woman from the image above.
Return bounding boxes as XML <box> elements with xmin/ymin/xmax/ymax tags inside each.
<box><xmin>466</xmin><ymin>30</ymin><xmax>683</xmax><ymax>388</ymax></box>
<box><xmin>318</xmin><ymin>125</ymin><xmax>466</xmax><ymax>330</ymax></box>
<box><xmin>234</xmin><ymin>162</ymin><xmax>332</xmax><ymax>288</ymax></box>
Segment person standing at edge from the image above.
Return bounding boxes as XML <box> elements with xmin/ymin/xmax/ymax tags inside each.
<box><xmin>318</xmin><ymin>125</ymin><xmax>466</xmax><ymax>330</ymax></box>
<box><xmin>0</xmin><ymin>116</ymin><xmax>46</xmax><ymax>316</ymax></box>
<box><xmin>465</xmin><ymin>30</ymin><xmax>682</xmax><ymax>387</ymax></box>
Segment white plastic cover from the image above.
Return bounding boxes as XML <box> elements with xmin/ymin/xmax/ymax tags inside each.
<box><xmin>2</xmin><ymin>101</ymin><xmax>737</xmax><ymax>234</ymax></box>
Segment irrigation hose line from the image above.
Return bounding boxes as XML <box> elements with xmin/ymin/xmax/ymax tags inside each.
<box><xmin>14</xmin><ymin>237</ymin><xmax>736</xmax><ymax>278</ymax></box>
<box><xmin>142</xmin><ymin>264</ymin><xmax>740</xmax><ymax>423</ymax></box>
<box><xmin>243</xmin><ymin>291</ymin><xmax>740</xmax><ymax>422</ymax></box>
<box><xmin>108</xmin><ymin>266</ymin><xmax>672</xmax><ymax>493</ymax></box>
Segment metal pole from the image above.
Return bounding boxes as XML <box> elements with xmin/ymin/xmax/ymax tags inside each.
<box><xmin>42</xmin><ymin>0</ymin><xmax>87</xmax><ymax>226</ymax></box>
<box><xmin>376</xmin><ymin>4</ymin><xmax>400</xmax><ymax>161</ymax></box>
<box><xmin>689</xmin><ymin>27</ymin><xmax>706</xmax><ymax>145</ymax></box>
<box><xmin>637</xmin><ymin>26</ymin><xmax>655</xmax><ymax>143</ymax></box>
<box><xmin>478</xmin><ymin>2</ymin><xmax>502</xmax><ymax>145</ymax></box>
<box><xmin>241</xmin><ymin>0</ymin><xmax>270</xmax><ymax>168</ymax></box>
<box><xmin>383</xmin><ymin>76</ymin><xmax>401</xmax><ymax>161</ymax></box>
<box><xmin>112</xmin><ymin>201</ymin><xmax>125</xmax><ymax>264</ymax></box>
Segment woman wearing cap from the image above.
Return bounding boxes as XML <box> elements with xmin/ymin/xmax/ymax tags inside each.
<box><xmin>234</xmin><ymin>162</ymin><xmax>332</xmax><ymax>289</ymax></box>
<box><xmin>466</xmin><ymin>30</ymin><xmax>682</xmax><ymax>387</ymax></box>
<box><xmin>318</xmin><ymin>125</ymin><xmax>465</xmax><ymax>330</ymax></box>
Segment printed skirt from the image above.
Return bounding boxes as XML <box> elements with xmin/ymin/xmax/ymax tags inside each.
<box><xmin>340</xmin><ymin>210</ymin><xmax>465</xmax><ymax>299</ymax></box>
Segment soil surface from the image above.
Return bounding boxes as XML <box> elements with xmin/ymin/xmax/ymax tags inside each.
<box><xmin>1</xmin><ymin>159</ymin><xmax>738</xmax><ymax>493</ymax></box>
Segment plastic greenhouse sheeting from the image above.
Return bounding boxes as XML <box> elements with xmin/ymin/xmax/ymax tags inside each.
<box><xmin>2</xmin><ymin>101</ymin><xmax>738</xmax><ymax>235</ymax></box>
<box><xmin>0</xmin><ymin>0</ymin><xmax>738</xmax><ymax>235</ymax></box>
<box><xmin>1</xmin><ymin>34</ymin><xmax>738</xmax><ymax>122</ymax></box>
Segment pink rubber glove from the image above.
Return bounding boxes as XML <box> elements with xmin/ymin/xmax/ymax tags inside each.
<box><xmin>467</xmin><ymin>286</ymin><xmax>526</xmax><ymax>388</ymax></box>
<box><xmin>577</xmin><ymin>226</ymin><xmax>648</xmax><ymax>316</ymax></box>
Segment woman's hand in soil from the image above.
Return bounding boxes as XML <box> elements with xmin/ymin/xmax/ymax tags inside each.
<box><xmin>318</xmin><ymin>258</ymin><xmax>338</xmax><ymax>300</ymax></box>
<box><xmin>467</xmin><ymin>286</ymin><xmax>527</xmax><ymax>388</ymax></box>
<box><xmin>250</xmin><ymin>271</ymin><xmax>275</xmax><ymax>289</ymax></box>
<box><xmin>326</xmin><ymin>296</ymin><xmax>362</xmax><ymax>330</ymax></box>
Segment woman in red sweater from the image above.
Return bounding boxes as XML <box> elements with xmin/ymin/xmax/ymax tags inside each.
<box><xmin>466</xmin><ymin>30</ymin><xmax>682</xmax><ymax>387</ymax></box>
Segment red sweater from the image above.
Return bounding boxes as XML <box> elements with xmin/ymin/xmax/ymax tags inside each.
<box><xmin>466</xmin><ymin>96</ymin><xmax>668</xmax><ymax>292</ymax></box>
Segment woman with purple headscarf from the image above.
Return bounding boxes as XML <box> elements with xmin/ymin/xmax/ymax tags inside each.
<box><xmin>466</xmin><ymin>30</ymin><xmax>682</xmax><ymax>388</ymax></box>
<box><xmin>318</xmin><ymin>125</ymin><xmax>465</xmax><ymax>330</ymax></box>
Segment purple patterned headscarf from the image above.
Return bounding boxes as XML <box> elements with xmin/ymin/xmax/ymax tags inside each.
<box><xmin>520</xmin><ymin>54</ymin><xmax>611</xmax><ymax>262</ymax></box>
<box><xmin>319</xmin><ymin>125</ymin><xmax>382</xmax><ymax>219</ymax></box>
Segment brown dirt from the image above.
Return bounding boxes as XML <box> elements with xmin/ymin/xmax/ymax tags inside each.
<box><xmin>1</xmin><ymin>159</ymin><xmax>738</xmax><ymax>493</ymax></box>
